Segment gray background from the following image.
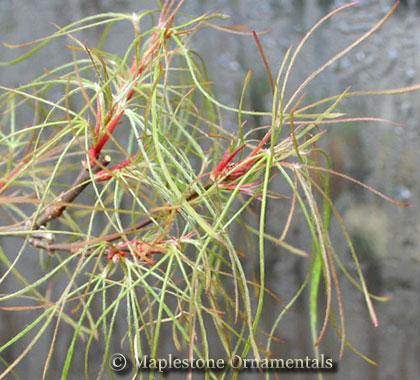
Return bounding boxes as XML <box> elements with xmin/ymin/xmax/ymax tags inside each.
<box><xmin>1</xmin><ymin>0</ymin><xmax>419</xmax><ymax>379</ymax></box>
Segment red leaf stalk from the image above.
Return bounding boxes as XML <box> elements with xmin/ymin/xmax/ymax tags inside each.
<box><xmin>211</xmin><ymin>130</ymin><xmax>272</xmax><ymax>185</ymax></box>
<box><xmin>95</xmin><ymin>153</ymin><xmax>138</xmax><ymax>182</ymax></box>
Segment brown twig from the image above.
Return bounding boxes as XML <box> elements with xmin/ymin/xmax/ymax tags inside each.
<box><xmin>23</xmin><ymin>181</ymin><xmax>213</xmax><ymax>254</ymax></box>
<box><xmin>4</xmin><ymin>155</ymin><xmax>111</xmax><ymax>236</ymax></box>
<box><xmin>34</xmin><ymin>155</ymin><xmax>111</xmax><ymax>229</ymax></box>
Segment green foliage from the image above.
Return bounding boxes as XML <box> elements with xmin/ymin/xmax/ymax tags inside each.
<box><xmin>0</xmin><ymin>1</ymin><xmax>416</xmax><ymax>379</ymax></box>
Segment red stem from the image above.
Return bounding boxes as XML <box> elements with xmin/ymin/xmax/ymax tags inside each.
<box><xmin>95</xmin><ymin>153</ymin><xmax>137</xmax><ymax>182</ymax></box>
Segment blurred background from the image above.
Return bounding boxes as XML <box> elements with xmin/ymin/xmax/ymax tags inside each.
<box><xmin>0</xmin><ymin>0</ymin><xmax>419</xmax><ymax>379</ymax></box>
